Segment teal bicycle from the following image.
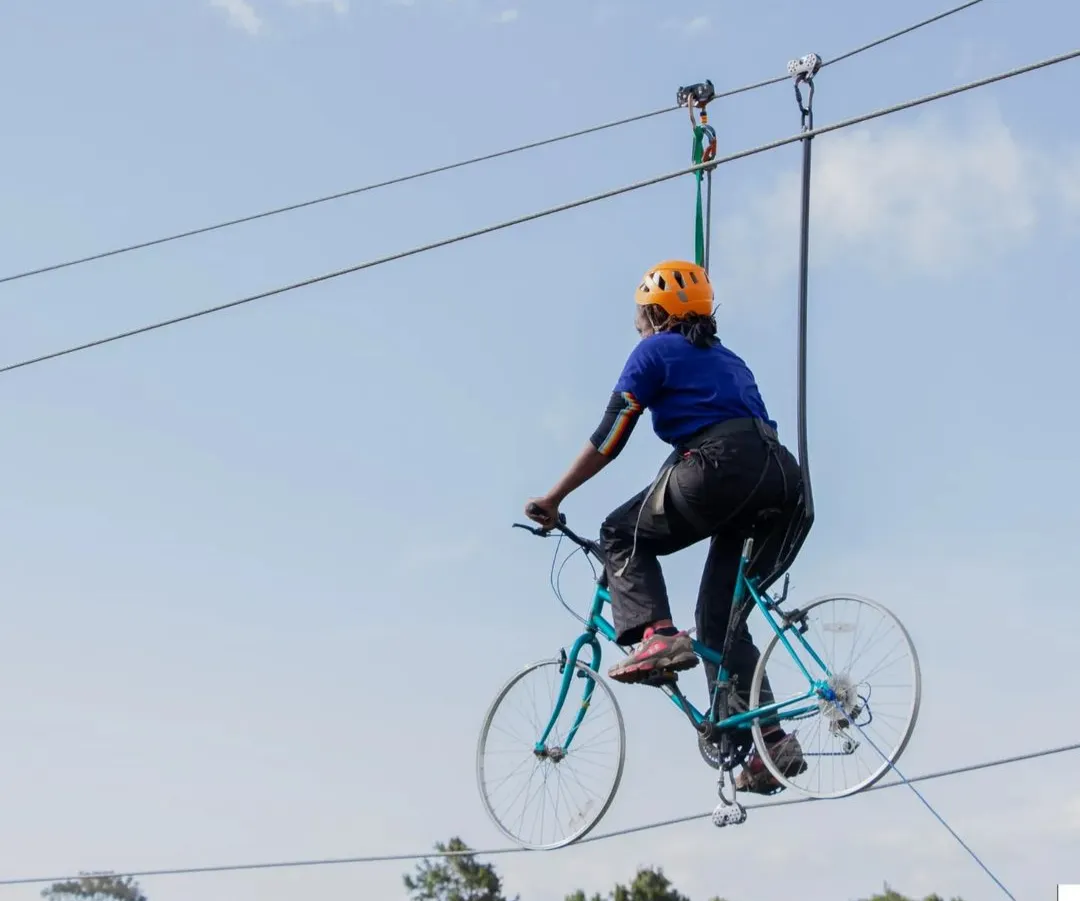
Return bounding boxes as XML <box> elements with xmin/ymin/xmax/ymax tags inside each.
<box><xmin>475</xmin><ymin>512</ymin><xmax>921</xmax><ymax>850</ymax></box>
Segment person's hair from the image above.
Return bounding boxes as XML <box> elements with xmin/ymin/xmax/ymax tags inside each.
<box><xmin>636</xmin><ymin>303</ymin><xmax>718</xmax><ymax>349</ymax></box>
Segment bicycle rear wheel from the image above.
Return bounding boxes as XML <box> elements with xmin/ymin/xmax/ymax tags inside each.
<box><xmin>748</xmin><ymin>593</ymin><xmax>921</xmax><ymax>799</ymax></box>
<box><xmin>476</xmin><ymin>656</ymin><xmax>625</xmax><ymax>850</ymax></box>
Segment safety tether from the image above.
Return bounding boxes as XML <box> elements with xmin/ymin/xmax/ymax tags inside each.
<box><xmin>677</xmin><ymin>80</ymin><xmax>718</xmax><ymax>271</ymax></box>
<box><xmin>790</xmin><ymin>53</ymin><xmax>821</xmax><ymax>535</ymax></box>
<box><xmin>763</xmin><ymin>52</ymin><xmax>822</xmax><ymax>585</ymax></box>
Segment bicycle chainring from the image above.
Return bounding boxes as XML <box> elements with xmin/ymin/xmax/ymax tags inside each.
<box><xmin>697</xmin><ymin>732</ymin><xmax>752</xmax><ymax>771</ymax></box>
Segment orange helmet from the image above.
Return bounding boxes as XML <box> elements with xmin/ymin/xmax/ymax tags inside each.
<box><xmin>634</xmin><ymin>260</ymin><xmax>713</xmax><ymax>318</ymax></box>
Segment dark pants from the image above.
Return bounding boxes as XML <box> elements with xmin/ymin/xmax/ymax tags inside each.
<box><xmin>599</xmin><ymin>420</ymin><xmax>803</xmax><ymax>712</ymax></box>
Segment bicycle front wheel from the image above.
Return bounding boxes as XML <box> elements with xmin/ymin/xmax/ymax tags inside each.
<box><xmin>476</xmin><ymin>656</ymin><xmax>626</xmax><ymax>850</ymax></box>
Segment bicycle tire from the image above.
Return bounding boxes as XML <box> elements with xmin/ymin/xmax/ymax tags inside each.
<box><xmin>747</xmin><ymin>593</ymin><xmax>922</xmax><ymax>799</ymax></box>
<box><xmin>476</xmin><ymin>656</ymin><xmax>626</xmax><ymax>849</ymax></box>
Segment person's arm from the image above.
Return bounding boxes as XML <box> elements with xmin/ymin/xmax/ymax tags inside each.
<box><xmin>527</xmin><ymin>341</ymin><xmax>663</xmax><ymax>526</ymax></box>
<box><xmin>545</xmin><ymin>389</ymin><xmax>644</xmax><ymax>502</ymax></box>
<box><xmin>544</xmin><ymin>442</ymin><xmax>612</xmax><ymax>506</ymax></box>
<box><xmin>527</xmin><ymin>388</ymin><xmax>645</xmax><ymax>527</ymax></box>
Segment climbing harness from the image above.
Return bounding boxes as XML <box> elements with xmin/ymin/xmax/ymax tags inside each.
<box><xmin>676</xmin><ymin>80</ymin><xmax>718</xmax><ymax>271</ymax></box>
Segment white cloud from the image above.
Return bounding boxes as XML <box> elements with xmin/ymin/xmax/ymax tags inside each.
<box><xmin>683</xmin><ymin>15</ymin><xmax>709</xmax><ymax>35</ymax></box>
<box><xmin>780</xmin><ymin>109</ymin><xmax>1036</xmax><ymax>267</ymax></box>
<box><xmin>1058</xmin><ymin>151</ymin><xmax>1080</xmax><ymax>218</ymax></box>
<box><xmin>209</xmin><ymin>0</ymin><xmax>264</xmax><ymax>34</ymax></box>
<box><xmin>495</xmin><ymin>8</ymin><xmax>518</xmax><ymax>23</ymax></box>
<box><xmin>712</xmin><ymin>103</ymin><xmax>1078</xmax><ymax>296</ymax></box>
<box><xmin>288</xmin><ymin>0</ymin><xmax>349</xmax><ymax>13</ymax></box>
<box><xmin>663</xmin><ymin>15</ymin><xmax>710</xmax><ymax>37</ymax></box>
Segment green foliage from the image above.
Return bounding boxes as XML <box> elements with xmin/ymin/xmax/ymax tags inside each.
<box><xmin>404</xmin><ymin>837</ymin><xmax>518</xmax><ymax>901</ymax></box>
<box><xmin>565</xmin><ymin>865</ymin><xmax>728</xmax><ymax>901</ymax></box>
<box><xmin>41</xmin><ymin>875</ymin><xmax>147</xmax><ymax>901</ymax></box>
<box><xmin>405</xmin><ymin>836</ymin><xmax>961</xmax><ymax>901</ymax></box>
<box><xmin>858</xmin><ymin>886</ymin><xmax>965</xmax><ymax>901</ymax></box>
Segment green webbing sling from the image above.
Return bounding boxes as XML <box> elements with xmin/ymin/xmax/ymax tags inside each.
<box><xmin>692</xmin><ymin>124</ymin><xmax>717</xmax><ymax>275</ymax></box>
<box><xmin>692</xmin><ymin>124</ymin><xmax>708</xmax><ymax>269</ymax></box>
<box><xmin>677</xmin><ymin>80</ymin><xmax>716</xmax><ymax>271</ymax></box>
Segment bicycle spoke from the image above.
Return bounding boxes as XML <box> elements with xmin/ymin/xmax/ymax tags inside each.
<box><xmin>750</xmin><ymin>594</ymin><xmax>921</xmax><ymax>799</ymax></box>
<box><xmin>477</xmin><ymin>657</ymin><xmax>626</xmax><ymax>849</ymax></box>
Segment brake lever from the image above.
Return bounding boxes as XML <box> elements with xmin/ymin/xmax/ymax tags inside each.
<box><xmin>512</xmin><ymin>522</ymin><xmax>551</xmax><ymax>536</ymax></box>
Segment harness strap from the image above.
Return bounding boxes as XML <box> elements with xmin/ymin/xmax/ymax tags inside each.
<box><xmin>614</xmin><ymin>418</ymin><xmax>782</xmax><ymax>577</ymax></box>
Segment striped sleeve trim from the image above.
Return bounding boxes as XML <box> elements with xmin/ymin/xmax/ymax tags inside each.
<box><xmin>592</xmin><ymin>390</ymin><xmax>643</xmax><ymax>458</ymax></box>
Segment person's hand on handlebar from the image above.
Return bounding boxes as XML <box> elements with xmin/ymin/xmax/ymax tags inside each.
<box><xmin>526</xmin><ymin>440</ymin><xmax>615</xmax><ymax>531</ymax></box>
<box><xmin>525</xmin><ymin>496</ymin><xmax>561</xmax><ymax>530</ymax></box>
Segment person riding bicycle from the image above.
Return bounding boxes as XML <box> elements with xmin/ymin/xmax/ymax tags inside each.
<box><xmin>525</xmin><ymin>259</ymin><xmax>807</xmax><ymax>794</ymax></box>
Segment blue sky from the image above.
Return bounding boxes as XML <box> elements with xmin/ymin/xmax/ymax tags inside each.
<box><xmin>0</xmin><ymin>1</ymin><xmax>1078</xmax><ymax>900</ymax></box>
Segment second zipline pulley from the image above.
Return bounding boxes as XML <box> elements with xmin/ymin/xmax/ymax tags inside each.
<box><xmin>676</xmin><ymin>79</ymin><xmax>718</xmax><ymax>271</ymax></box>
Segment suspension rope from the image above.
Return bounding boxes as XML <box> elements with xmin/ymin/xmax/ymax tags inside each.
<box><xmin>792</xmin><ymin>54</ymin><xmax>818</xmax><ymax>521</ymax></box>
<box><xmin>847</xmin><ymin>720</ymin><xmax>1016</xmax><ymax>899</ymax></box>
<box><xmin>0</xmin><ymin>739</ymin><xmax>1074</xmax><ymax>888</ymax></box>
<box><xmin>0</xmin><ymin>0</ymin><xmax>990</xmax><ymax>288</ymax></box>
<box><xmin>768</xmin><ymin>51</ymin><xmax>824</xmax><ymax>588</ymax></box>
<box><xmin>1</xmin><ymin>47</ymin><xmax>1074</xmax><ymax>379</ymax></box>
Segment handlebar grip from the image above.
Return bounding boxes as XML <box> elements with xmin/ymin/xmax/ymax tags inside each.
<box><xmin>525</xmin><ymin>503</ymin><xmax>567</xmax><ymax>527</ymax></box>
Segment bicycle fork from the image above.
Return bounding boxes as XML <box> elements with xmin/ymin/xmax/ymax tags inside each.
<box><xmin>533</xmin><ymin>632</ymin><xmax>603</xmax><ymax>757</ymax></box>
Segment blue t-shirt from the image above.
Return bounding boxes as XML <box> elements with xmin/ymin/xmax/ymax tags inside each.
<box><xmin>613</xmin><ymin>332</ymin><xmax>775</xmax><ymax>445</ymax></box>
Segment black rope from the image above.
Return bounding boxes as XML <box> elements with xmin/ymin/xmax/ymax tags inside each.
<box><xmin>794</xmin><ymin>65</ymin><xmax>818</xmax><ymax>529</ymax></box>
<box><xmin>767</xmin><ymin>54</ymin><xmax>822</xmax><ymax>581</ymax></box>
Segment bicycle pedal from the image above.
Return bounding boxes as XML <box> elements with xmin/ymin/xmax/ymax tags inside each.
<box><xmin>642</xmin><ymin>668</ymin><xmax>679</xmax><ymax>687</ymax></box>
<box><xmin>711</xmin><ymin>801</ymin><xmax>747</xmax><ymax>828</ymax></box>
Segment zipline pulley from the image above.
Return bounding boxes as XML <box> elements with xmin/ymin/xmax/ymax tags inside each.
<box><xmin>677</xmin><ymin>79</ymin><xmax>718</xmax><ymax>272</ymax></box>
<box><xmin>788</xmin><ymin>53</ymin><xmax>822</xmax><ymax>130</ymax></box>
<box><xmin>676</xmin><ymin>79</ymin><xmax>716</xmax><ymax>110</ymax></box>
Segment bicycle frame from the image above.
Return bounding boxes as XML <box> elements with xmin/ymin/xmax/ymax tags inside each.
<box><xmin>534</xmin><ymin>537</ymin><xmax>834</xmax><ymax>755</ymax></box>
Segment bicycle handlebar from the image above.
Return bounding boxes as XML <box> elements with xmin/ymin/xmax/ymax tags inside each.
<box><xmin>514</xmin><ymin>505</ymin><xmax>604</xmax><ymax>560</ymax></box>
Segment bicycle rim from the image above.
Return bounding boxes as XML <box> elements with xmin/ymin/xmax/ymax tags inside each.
<box><xmin>748</xmin><ymin>593</ymin><xmax>922</xmax><ymax>799</ymax></box>
<box><xmin>476</xmin><ymin>657</ymin><xmax>626</xmax><ymax>849</ymax></box>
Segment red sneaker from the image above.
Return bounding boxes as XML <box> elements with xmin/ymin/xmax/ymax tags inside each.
<box><xmin>607</xmin><ymin>627</ymin><xmax>699</xmax><ymax>684</ymax></box>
